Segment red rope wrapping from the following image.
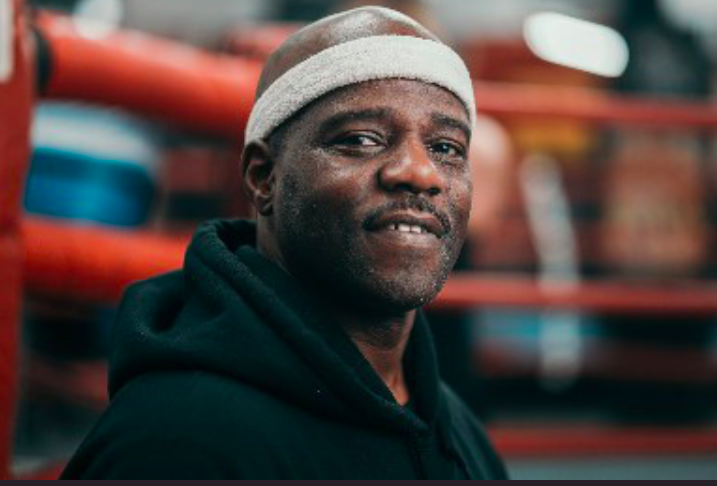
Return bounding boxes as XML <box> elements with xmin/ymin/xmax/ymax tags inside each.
<box><xmin>490</xmin><ymin>426</ymin><xmax>717</xmax><ymax>458</ymax></box>
<box><xmin>0</xmin><ymin>0</ymin><xmax>32</xmax><ymax>479</ymax></box>
<box><xmin>473</xmin><ymin>82</ymin><xmax>717</xmax><ymax>128</ymax></box>
<box><xmin>431</xmin><ymin>274</ymin><xmax>717</xmax><ymax>316</ymax></box>
<box><xmin>37</xmin><ymin>13</ymin><xmax>262</xmax><ymax>136</ymax></box>
<box><xmin>23</xmin><ymin>218</ymin><xmax>188</xmax><ymax>304</ymax></box>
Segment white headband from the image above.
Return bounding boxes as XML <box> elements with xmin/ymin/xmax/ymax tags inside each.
<box><xmin>245</xmin><ymin>35</ymin><xmax>476</xmax><ymax>143</ymax></box>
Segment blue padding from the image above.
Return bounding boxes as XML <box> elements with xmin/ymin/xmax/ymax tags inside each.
<box><xmin>25</xmin><ymin>148</ymin><xmax>155</xmax><ymax>227</ymax></box>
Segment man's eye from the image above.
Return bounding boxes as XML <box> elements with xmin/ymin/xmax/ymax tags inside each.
<box><xmin>429</xmin><ymin>141</ymin><xmax>465</xmax><ymax>160</ymax></box>
<box><xmin>333</xmin><ymin>134</ymin><xmax>382</xmax><ymax>147</ymax></box>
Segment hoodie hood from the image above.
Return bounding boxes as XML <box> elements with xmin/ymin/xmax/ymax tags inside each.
<box><xmin>108</xmin><ymin>219</ymin><xmax>446</xmax><ymax>437</ymax></box>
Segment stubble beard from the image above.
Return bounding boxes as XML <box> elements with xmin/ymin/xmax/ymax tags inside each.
<box><xmin>275</xmin><ymin>169</ymin><xmax>465</xmax><ymax>324</ymax></box>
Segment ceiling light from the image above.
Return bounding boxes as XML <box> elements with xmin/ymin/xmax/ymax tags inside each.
<box><xmin>524</xmin><ymin>12</ymin><xmax>630</xmax><ymax>78</ymax></box>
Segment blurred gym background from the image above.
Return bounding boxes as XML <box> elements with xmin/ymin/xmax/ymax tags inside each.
<box><xmin>2</xmin><ymin>0</ymin><xmax>717</xmax><ymax>479</ymax></box>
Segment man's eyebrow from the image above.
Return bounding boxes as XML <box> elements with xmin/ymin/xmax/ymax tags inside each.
<box><xmin>318</xmin><ymin>108</ymin><xmax>393</xmax><ymax>133</ymax></box>
<box><xmin>430</xmin><ymin>113</ymin><xmax>471</xmax><ymax>141</ymax></box>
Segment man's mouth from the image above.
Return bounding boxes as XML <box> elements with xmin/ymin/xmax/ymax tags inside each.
<box><xmin>386</xmin><ymin>223</ymin><xmax>431</xmax><ymax>235</ymax></box>
<box><xmin>364</xmin><ymin>211</ymin><xmax>448</xmax><ymax>239</ymax></box>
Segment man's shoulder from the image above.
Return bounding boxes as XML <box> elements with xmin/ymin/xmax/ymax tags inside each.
<box><xmin>112</xmin><ymin>370</ymin><xmax>295</xmax><ymax>428</ymax></box>
<box><xmin>62</xmin><ymin>371</ymin><xmax>297</xmax><ymax>479</ymax></box>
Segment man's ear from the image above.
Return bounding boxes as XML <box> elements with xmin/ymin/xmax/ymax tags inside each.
<box><xmin>241</xmin><ymin>140</ymin><xmax>276</xmax><ymax>216</ymax></box>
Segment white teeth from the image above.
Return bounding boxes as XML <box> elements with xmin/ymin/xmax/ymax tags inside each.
<box><xmin>388</xmin><ymin>223</ymin><xmax>427</xmax><ymax>235</ymax></box>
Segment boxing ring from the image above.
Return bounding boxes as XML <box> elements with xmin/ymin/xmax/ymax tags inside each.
<box><xmin>2</xmin><ymin>6</ymin><xmax>717</xmax><ymax>478</ymax></box>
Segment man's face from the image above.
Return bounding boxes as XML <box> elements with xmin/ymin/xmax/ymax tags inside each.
<box><xmin>269</xmin><ymin>79</ymin><xmax>472</xmax><ymax>315</ymax></box>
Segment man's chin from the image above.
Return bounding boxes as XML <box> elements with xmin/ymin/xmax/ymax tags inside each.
<box><xmin>351</xmin><ymin>274</ymin><xmax>447</xmax><ymax>315</ymax></box>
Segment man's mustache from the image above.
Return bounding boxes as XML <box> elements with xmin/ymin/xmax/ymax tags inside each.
<box><xmin>362</xmin><ymin>196</ymin><xmax>452</xmax><ymax>237</ymax></box>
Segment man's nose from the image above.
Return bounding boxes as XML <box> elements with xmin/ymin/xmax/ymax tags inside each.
<box><xmin>378</xmin><ymin>137</ymin><xmax>446</xmax><ymax>196</ymax></box>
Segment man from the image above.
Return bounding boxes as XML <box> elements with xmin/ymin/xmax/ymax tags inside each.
<box><xmin>62</xmin><ymin>6</ymin><xmax>507</xmax><ymax>479</ymax></box>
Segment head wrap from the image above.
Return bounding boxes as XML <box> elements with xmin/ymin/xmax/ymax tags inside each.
<box><xmin>245</xmin><ymin>35</ymin><xmax>476</xmax><ymax>143</ymax></box>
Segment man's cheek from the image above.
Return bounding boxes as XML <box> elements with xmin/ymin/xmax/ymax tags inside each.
<box><xmin>453</xmin><ymin>183</ymin><xmax>473</xmax><ymax>225</ymax></box>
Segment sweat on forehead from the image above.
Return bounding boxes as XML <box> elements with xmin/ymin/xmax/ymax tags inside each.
<box><xmin>257</xmin><ymin>7</ymin><xmax>438</xmax><ymax>97</ymax></box>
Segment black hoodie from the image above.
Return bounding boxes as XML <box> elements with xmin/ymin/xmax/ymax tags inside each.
<box><xmin>61</xmin><ymin>219</ymin><xmax>507</xmax><ymax>479</ymax></box>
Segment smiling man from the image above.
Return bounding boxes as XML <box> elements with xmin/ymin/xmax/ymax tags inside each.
<box><xmin>62</xmin><ymin>6</ymin><xmax>507</xmax><ymax>480</ymax></box>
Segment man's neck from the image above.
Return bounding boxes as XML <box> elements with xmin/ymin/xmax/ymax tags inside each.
<box><xmin>335</xmin><ymin>310</ymin><xmax>416</xmax><ymax>406</ymax></box>
<box><xmin>256</xmin><ymin>239</ymin><xmax>416</xmax><ymax>405</ymax></box>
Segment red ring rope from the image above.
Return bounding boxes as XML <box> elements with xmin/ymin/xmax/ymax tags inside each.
<box><xmin>37</xmin><ymin>12</ymin><xmax>262</xmax><ymax>136</ymax></box>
